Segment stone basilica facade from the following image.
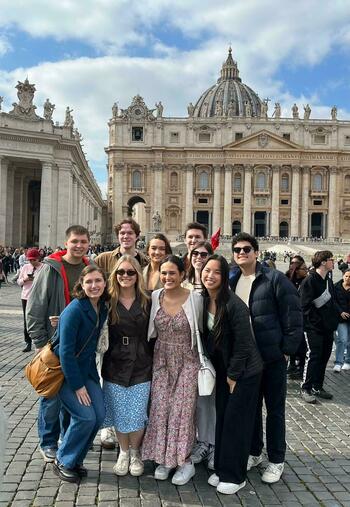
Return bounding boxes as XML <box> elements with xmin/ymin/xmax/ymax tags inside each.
<box><xmin>0</xmin><ymin>79</ymin><xmax>105</xmax><ymax>247</ymax></box>
<box><xmin>106</xmin><ymin>48</ymin><xmax>350</xmax><ymax>241</ymax></box>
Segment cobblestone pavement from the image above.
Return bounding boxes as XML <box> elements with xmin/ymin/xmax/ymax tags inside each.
<box><xmin>1</xmin><ymin>281</ymin><xmax>350</xmax><ymax>507</ymax></box>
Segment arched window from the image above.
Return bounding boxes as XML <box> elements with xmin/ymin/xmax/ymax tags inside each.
<box><xmin>199</xmin><ymin>171</ymin><xmax>209</xmax><ymax>190</ymax></box>
<box><xmin>233</xmin><ymin>173</ymin><xmax>242</xmax><ymax>192</ymax></box>
<box><xmin>170</xmin><ymin>171</ymin><xmax>178</xmax><ymax>190</ymax></box>
<box><xmin>281</xmin><ymin>173</ymin><xmax>289</xmax><ymax>192</ymax></box>
<box><xmin>313</xmin><ymin>173</ymin><xmax>323</xmax><ymax>191</ymax></box>
<box><xmin>345</xmin><ymin>175</ymin><xmax>350</xmax><ymax>192</ymax></box>
<box><xmin>256</xmin><ymin>172</ymin><xmax>266</xmax><ymax>190</ymax></box>
<box><xmin>132</xmin><ymin>170</ymin><xmax>142</xmax><ymax>189</ymax></box>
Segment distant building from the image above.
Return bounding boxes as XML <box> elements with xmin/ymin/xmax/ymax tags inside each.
<box><xmin>106</xmin><ymin>48</ymin><xmax>350</xmax><ymax>241</ymax></box>
<box><xmin>0</xmin><ymin>79</ymin><xmax>105</xmax><ymax>247</ymax></box>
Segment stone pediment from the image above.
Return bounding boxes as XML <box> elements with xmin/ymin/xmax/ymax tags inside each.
<box><xmin>224</xmin><ymin>130</ymin><xmax>302</xmax><ymax>150</ymax></box>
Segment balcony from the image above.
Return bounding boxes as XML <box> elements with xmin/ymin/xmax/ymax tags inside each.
<box><xmin>253</xmin><ymin>187</ymin><xmax>270</xmax><ymax>196</ymax></box>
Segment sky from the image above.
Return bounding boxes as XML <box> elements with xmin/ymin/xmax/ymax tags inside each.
<box><xmin>0</xmin><ymin>0</ymin><xmax>350</xmax><ymax>197</ymax></box>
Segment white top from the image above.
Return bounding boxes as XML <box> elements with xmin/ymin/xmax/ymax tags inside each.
<box><xmin>235</xmin><ymin>274</ymin><xmax>256</xmax><ymax>307</ymax></box>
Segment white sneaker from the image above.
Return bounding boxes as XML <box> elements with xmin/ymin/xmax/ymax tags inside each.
<box><xmin>217</xmin><ymin>480</ymin><xmax>246</xmax><ymax>495</ymax></box>
<box><xmin>208</xmin><ymin>473</ymin><xmax>220</xmax><ymax>487</ymax></box>
<box><xmin>247</xmin><ymin>454</ymin><xmax>263</xmax><ymax>471</ymax></box>
<box><xmin>101</xmin><ymin>427</ymin><xmax>117</xmax><ymax>449</ymax></box>
<box><xmin>333</xmin><ymin>364</ymin><xmax>342</xmax><ymax>373</ymax></box>
<box><xmin>342</xmin><ymin>362</ymin><xmax>350</xmax><ymax>370</ymax></box>
<box><xmin>171</xmin><ymin>461</ymin><xmax>195</xmax><ymax>485</ymax></box>
<box><xmin>207</xmin><ymin>445</ymin><xmax>215</xmax><ymax>470</ymax></box>
<box><xmin>129</xmin><ymin>451</ymin><xmax>144</xmax><ymax>477</ymax></box>
<box><xmin>261</xmin><ymin>462</ymin><xmax>284</xmax><ymax>483</ymax></box>
<box><xmin>154</xmin><ymin>464</ymin><xmax>173</xmax><ymax>480</ymax></box>
<box><xmin>190</xmin><ymin>441</ymin><xmax>209</xmax><ymax>464</ymax></box>
<box><xmin>113</xmin><ymin>451</ymin><xmax>130</xmax><ymax>476</ymax></box>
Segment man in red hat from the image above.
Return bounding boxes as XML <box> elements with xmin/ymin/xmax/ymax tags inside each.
<box><xmin>17</xmin><ymin>248</ymin><xmax>44</xmax><ymax>352</ymax></box>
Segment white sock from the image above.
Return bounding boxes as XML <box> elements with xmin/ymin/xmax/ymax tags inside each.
<box><xmin>119</xmin><ymin>448</ymin><xmax>129</xmax><ymax>457</ymax></box>
<box><xmin>130</xmin><ymin>448</ymin><xmax>140</xmax><ymax>457</ymax></box>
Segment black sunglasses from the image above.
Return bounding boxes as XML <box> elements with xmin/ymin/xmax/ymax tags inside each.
<box><xmin>233</xmin><ymin>246</ymin><xmax>254</xmax><ymax>254</ymax></box>
<box><xmin>192</xmin><ymin>251</ymin><xmax>209</xmax><ymax>259</ymax></box>
<box><xmin>116</xmin><ymin>269</ymin><xmax>137</xmax><ymax>277</ymax></box>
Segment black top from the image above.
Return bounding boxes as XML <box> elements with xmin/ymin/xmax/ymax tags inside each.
<box><xmin>203</xmin><ymin>292</ymin><xmax>263</xmax><ymax>381</ymax></box>
<box><xmin>102</xmin><ymin>298</ymin><xmax>152</xmax><ymax>387</ymax></box>
<box><xmin>335</xmin><ymin>280</ymin><xmax>350</xmax><ymax>316</ymax></box>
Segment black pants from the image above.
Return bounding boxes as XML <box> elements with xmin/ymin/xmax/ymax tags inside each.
<box><xmin>302</xmin><ymin>329</ymin><xmax>334</xmax><ymax>391</ymax></box>
<box><xmin>21</xmin><ymin>299</ymin><xmax>31</xmax><ymax>345</ymax></box>
<box><xmin>215</xmin><ymin>373</ymin><xmax>262</xmax><ymax>484</ymax></box>
<box><xmin>250</xmin><ymin>358</ymin><xmax>287</xmax><ymax>464</ymax></box>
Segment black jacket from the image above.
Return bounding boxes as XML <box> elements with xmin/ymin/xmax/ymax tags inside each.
<box><xmin>230</xmin><ymin>262</ymin><xmax>303</xmax><ymax>363</ymax></box>
<box><xmin>334</xmin><ymin>280</ymin><xmax>350</xmax><ymax>317</ymax></box>
<box><xmin>300</xmin><ymin>272</ymin><xmax>340</xmax><ymax>333</ymax></box>
<box><xmin>203</xmin><ymin>292</ymin><xmax>263</xmax><ymax>381</ymax></box>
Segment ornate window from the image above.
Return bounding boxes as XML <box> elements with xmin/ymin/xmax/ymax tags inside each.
<box><xmin>132</xmin><ymin>170</ymin><xmax>142</xmax><ymax>189</ymax></box>
<box><xmin>281</xmin><ymin>173</ymin><xmax>289</xmax><ymax>192</ymax></box>
<box><xmin>170</xmin><ymin>171</ymin><xmax>178</xmax><ymax>190</ymax></box>
<box><xmin>256</xmin><ymin>172</ymin><xmax>266</xmax><ymax>190</ymax></box>
<box><xmin>312</xmin><ymin>173</ymin><xmax>323</xmax><ymax>192</ymax></box>
<box><xmin>233</xmin><ymin>173</ymin><xmax>242</xmax><ymax>192</ymax></box>
<box><xmin>199</xmin><ymin>171</ymin><xmax>210</xmax><ymax>190</ymax></box>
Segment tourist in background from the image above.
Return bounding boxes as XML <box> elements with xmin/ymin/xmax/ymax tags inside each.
<box><xmin>17</xmin><ymin>248</ymin><xmax>44</xmax><ymax>352</ymax></box>
<box><xmin>143</xmin><ymin>234</ymin><xmax>172</xmax><ymax>291</ymax></box>
<box><xmin>142</xmin><ymin>255</ymin><xmax>202</xmax><ymax>486</ymax></box>
<box><xmin>52</xmin><ymin>266</ymin><xmax>109</xmax><ymax>483</ymax></box>
<box><xmin>333</xmin><ymin>269</ymin><xmax>350</xmax><ymax>372</ymax></box>
<box><xmin>102</xmin><ymin>255</ymin><xmax>151</xmax><ymax>477</ymax></box>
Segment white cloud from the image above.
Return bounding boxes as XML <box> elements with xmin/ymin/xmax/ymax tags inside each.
<box><xmin>0</xmin><ymin>34</ymin><xmax>11</xmax><ymax>55</ymax></box>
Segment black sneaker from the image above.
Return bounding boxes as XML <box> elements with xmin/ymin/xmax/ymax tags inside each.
<box><xmin>22</xmin><ymin>344</ymin><xmax>32</xmax><ymax>352</ymax></box>
<box><xmin>311</xmin><ymin>388</ymin><xmax>333</xmax><ymax>400</ymax></box>
<box><xmin>39</xmin><ymin>447</ymin><xmax>57</xmax><ymax>463</ymax></box>
<box><xmin>74</xmin><ymin>464</ymin><xmax>88</xmax><ymax>477</ymax></box>
<box><xmin>52</xmin><ymin>460</ymin><xmax>80</xmax><ymax>483</ymax></box>
<box><xmin>300</xmin><ymin>389</ymin><xmax>317</xmax><ymax>404</ymax></box>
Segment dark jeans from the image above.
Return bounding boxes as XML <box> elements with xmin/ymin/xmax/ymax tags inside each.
<box><xmin>21</xmin><ymin>299</ymin><xmax>31</xmax><ymax>345</ymax></box>
<box><xmin>250</xmin><ymin>357</ymin><xmax>287</xmax><ymax>464</ymax></box>
<box><xmin>215</xmin><ymin>373</ymin><xmax>261</xmax><ymax>484</ymax></box>
<box><xmin>302</xmin><ymin>329</ymin><xmax>334</xmax><ymax>391</ymax></box>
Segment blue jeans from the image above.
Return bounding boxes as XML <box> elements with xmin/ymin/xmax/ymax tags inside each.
<box><xmin>57</xmin><ymin>378</ymin><xmax>105</xmax><ymax>468</ymax></box>
<box><xmin>38</xmin><ymin>396</ymin><xmax>70</xmax><ymax>450</ymax></box>
<box><xmin>335</xmin><ymin>322</ymin><xmax>350</xmax><ymax>365</ymax></box>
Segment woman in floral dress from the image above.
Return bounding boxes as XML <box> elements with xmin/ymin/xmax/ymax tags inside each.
<box><xmin>142</xmin><ymin>255</ymin><xmax>202</xmax><ymax>486</ymax></box>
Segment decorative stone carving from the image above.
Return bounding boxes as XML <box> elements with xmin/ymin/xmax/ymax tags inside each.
<box><xmin>155</xmin><ymin>101</ymin><xmax>163</xmax><ymax>118</ymax></box>
<box><xmin>215</xmin><ymin>100</ymin><xmax>223</xmax><ymax>116</ymax></box>
<box><xmin>187</xmin><ymin>102</ymin><xmax>195</xmax><ymax>117</ymax></box>
<box><xmin>273</xmin><ymin>102</ymin><xmax>281</xmax><ymax>119</ymax></box>
<box><xmin>0</xmin><ymin>96</ymin><xmax>3</xmax><ymax>111</ymax></box>
<box><xmin>227</xmin><ymin>99</ymin><xmax>236</xmax><ymax>118</ymax></box>
<box><xmin>73</xmin><ymin>128</ymin><xmax>83</xmax><ymax>142</ymax></box>
<box><xmin>9</xmin><ymin>78</ymin><xmax>41</xmax><ymax>120</ymax></box>
<box><xmin>292</xmin><ymin>103</ymin><xmax>299</xmax><ymax>119</ymax></box>
<box><xmin>258</xmin><ymin>133</ymin><xmax>269</xmax><ymax>148</ymax></box>
<box><xmin>245</xmin><ymin>100</ymin><xmax>252</xmax><ymax>117</ymax></box>
<box><xmin>152</xmin><ymin>210</ymin><xmax>162</xmax><ymax>231</ymax></box>
<box><xmin>112</xmin><ymin>102</ymin><xmax>118</xmax><ymax>118</ymax></box>
<box><xmin>331</xmin><ymin>105</ymin><xmax>337</xmax><ymax>120</ymax></box>
<box><xmin>261</xmin><ymin>100</ymin><xmax>268</xmax><ymax>119</ymax></box>
<box><xmin>43</xmin><ymin>99</ymin><xmax>55</xmax><ymax>120</ymax></box>
<box><xmin>304</xmin><ymin>104</ymin><xmax>311</xmax><ymax>120</ymax></box>
<box><xmin>64</xmin><ymin>107</ymin><xmax>74</xmax><ymax>128</ymax></box>
<box><xmin>120</xmin><ymin>95</ymin><xmax>156</xmax><ymax>121</ymax></box>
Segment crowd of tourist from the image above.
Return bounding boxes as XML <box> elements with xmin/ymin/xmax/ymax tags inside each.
<box><xmin>1</xmin><ymin>218</ymin><xmax>350</xmax><ymax>496</ymax></box>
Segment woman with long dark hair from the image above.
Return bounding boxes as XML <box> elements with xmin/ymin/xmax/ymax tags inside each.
<box><xmin>183</xmin><ymin>240</ymin><xmax>213</xmax><ymax>292</ymax></box>
<box><xmin>201</xmin><ymin>254</ymin><xmax>262</xmax><ymax>495</ymax></box>
<box><xmin>143</xmin><ymin>234</ymin><xmax>172</xmax><ymax>290</ymax></box>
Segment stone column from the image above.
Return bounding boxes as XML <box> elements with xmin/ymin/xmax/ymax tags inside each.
<box><xmin>290</xmin><ymin>165</ymin><xmax>300</xmax><ymax>238</ymax></box>
<box><xmin>0</xmin><ymin>157</ymin><xmax>9</xmax><ymax>244</ymax></box>
<box><xmin>328</xmin><ymin>166</ymin><xmax>338</xmax><ymax>239</ymax></box>
<box><xmin>56</xmin><ymin>164</ymin><xmax>72</xmax><ymax>245</ymax></box>
<box><xmin>113</xmin><ymin>163</ymin><xmax>124</xmax><ymax>225</ymax></box>
<box><xmin>223</xmin><ymin>164</ymin><xmax>233</xmax><ymax>236</ymax></box>
<box><xmin>184</xmin><ymin>164</ymin><xmax>194</xmax><ymax>227</ymax></box>
<box><xmin>212</xmin><ymin>165</ymin><xmax>222</xmax><ymax>233</ymax></box>
<box><xmin>301</xmin><ymin>166</ymin><xmax>310</xmax><ymax>237</ymax></box>
<box><xmin>76</xmin><ymin>182</ymin><xmax>81</xmax><ymax>223</ymax></box>
<box><xmin>243</xmin><ymin>164</ymin><xmax>252</xmax><ymax>233</ymax></box>
<box><xmin>5</xmin><ymin>166</ymin><xmax>15</xmax><ymax>245</ymax></box>
<box><xmin>152</xmin><ymin>163</ymin><xmax>164</xmax><ymax>219</ymax></box>
<box><xmin>39</xmin><ymin>161</ymin><xmax>53</xmax><ymax>247</ymax></box>
<box><xmin>270</xmin><ymin>165</ymin><xmax>280</xmax><ymax>237</ymax></box>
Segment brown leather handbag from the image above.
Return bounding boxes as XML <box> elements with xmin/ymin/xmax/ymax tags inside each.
<box><xmin>25</xmin><ymin>321</ymin><xmax>99</xmax><ymax>398</ymax></box>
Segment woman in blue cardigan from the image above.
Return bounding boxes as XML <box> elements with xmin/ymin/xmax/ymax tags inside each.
<box><xmin>52</xmin><ymin>265</ymin><xmax>109</xmax><ymax>483</ymax></box>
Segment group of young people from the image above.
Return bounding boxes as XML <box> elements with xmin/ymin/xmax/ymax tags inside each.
<box><xmin>24</xmin><ymin>219</ymin><xmax>305</xmax><ymax>496</ymax></box>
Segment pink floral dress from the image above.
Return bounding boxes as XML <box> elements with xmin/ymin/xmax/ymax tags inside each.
<box><xmin>142</xmin><ymin>301</ymin><xmax>200</xmax><ymax>468</ymax></box>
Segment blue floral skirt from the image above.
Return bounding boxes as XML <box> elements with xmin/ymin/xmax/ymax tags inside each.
<box><xmin>102</xmin><ymin>380</ymin><xmax>151</xmax><ymax>433</ymax></box>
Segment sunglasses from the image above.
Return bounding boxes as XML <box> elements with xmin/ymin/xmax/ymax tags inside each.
<box><xmin>116</xmin><ymin>269</ymin><xmax>137</xmax><ymax>277</ymax></box>
<box><xmin>233</xmin><ymin>246</ymin><xmax>254</xmax><ymax>254</ymax></box>
<box><xmin>192</xmin><ymin>251</ymin><xmax>209</xmax><ymax>259</ymax></box>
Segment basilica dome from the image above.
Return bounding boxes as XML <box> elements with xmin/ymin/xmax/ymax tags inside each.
<box><xmin>192</xmin><ymin>48</ymin><xmax>262</xmax><ymax>119</ymax></box>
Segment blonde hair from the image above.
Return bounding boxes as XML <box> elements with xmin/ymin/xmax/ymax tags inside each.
<box><xmin>108</xmin><ymin>254</ymin><xmax>149</xmax><ymax>324</ymax></box>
